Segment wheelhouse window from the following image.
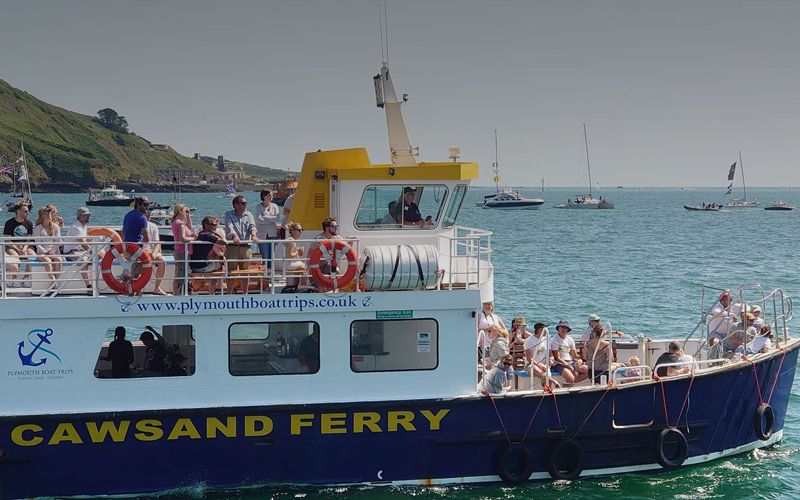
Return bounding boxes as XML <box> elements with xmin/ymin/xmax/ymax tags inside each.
<box><xmin>442</xmin><ymin>184</ymin><xmax>467</xmax><ymax>228</ymax></box>
<box><xmin>354</xmin><ymin>185</ymin><xmax>448</xmax><ymax>230</ymax></box>
<box><xmin>229</xmin><ymin>321</ymin><xmax>319</xmax><ymax>376</ymax></box>
<box><xmin>350</xmin><ymin>318</ymin><xmax>438</xmax><ymax>372</ymax></box>
<box><xmin>94</xmin><ymin>324</ymin><xmax>195</xmax><ymax>378</ymax></box>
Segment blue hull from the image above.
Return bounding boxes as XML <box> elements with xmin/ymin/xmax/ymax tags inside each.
<box><xmin>1</xmin><ymin>345</ymin><xmax>797</xmax><ymax>498</ymax></box>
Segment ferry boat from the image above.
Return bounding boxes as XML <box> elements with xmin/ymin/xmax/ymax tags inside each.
<box><xmin>0</xmin><ymin>62</ymin><xmax>798</xmax><ymax>499</ymax></box>
<box><xmin>86</xmin><ymin>185</ymin><xmax>135</xmax><ymax>206</ymax></box>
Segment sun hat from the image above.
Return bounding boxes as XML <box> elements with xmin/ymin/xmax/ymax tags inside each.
<box><xmin>556</xmin><ymin>320</ymin><xmax>571</xmax><ymax>332</ymax></box>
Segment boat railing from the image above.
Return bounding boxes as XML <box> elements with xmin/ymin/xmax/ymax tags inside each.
<box><xmin>611</xmin><ymin>365</ymin><xmax>653</xmax><ymax>385</ymax></box>
<box><xmin>1</xmin><ymin>226</ymin><xmax>492</xmax><ymax>298</ymax></box>
<box><xmin>654</xmin><ymin>358</ymin><xmax>728</xmax><ymax>378</ymax></box>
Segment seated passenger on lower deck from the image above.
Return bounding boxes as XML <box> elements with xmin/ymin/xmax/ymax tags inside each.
<box><xmin>479</xmin><ymin>353</ymin><xmax>513</xmax><ymax>394</ymax></box>
<box><xmin>654</xmin><ymin>341</ymin><xmax>690</xmax><ymax>377</ymax></box>
<box><xmin>550</xmin><ymin>320</ymin><xmax>589</xmax><ymax>385</ymax></box>
<box><xmin>190</xmin><ymin>216</ymin><xmax>227</xmax><ymax>274</ymax></box>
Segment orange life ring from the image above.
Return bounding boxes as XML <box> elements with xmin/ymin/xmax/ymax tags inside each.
<box><xmin>100</xmin><ymin>243</ymin><xmax>153</xmax><ymax>295</ymax></box>
<box><xmin>308</xmin><ymin>239</ymin><xmax>358</xmax><ymax>291</ymax></box>
<box><xmin>88</xmin><ymin>227</ymin><xmax>123</xmax><ymax>243</ymax></box>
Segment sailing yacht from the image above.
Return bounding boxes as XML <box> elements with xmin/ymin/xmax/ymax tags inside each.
<box><xmin>724</xmin><ymin>150</ymin><xmax>759</xmax><ymax>208</ymax></box>
<box><xmin>554</xmin><ymin>124</ymin><xmax>614</xmax><ymax>209</ymax></box>
<box><xmin>4</xmin><ymin>141</ymin><xmax>33</xmax><ymax>212</ymax></box>
<box><xmin>222</xmin><ymin>181</ymin><xmax>238</xmax><ymax>198</ymax></box>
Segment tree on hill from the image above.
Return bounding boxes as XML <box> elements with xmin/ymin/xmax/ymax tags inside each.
<box><xmin>93</xmin><ymin>108</ymin><xmax>129</xmax><ymax>133</ymax></box>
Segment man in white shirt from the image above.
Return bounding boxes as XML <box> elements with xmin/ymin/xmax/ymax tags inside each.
<box><xmin>708</xmin><ymin>292</ymin><xmax>736</xmax><ymax>343</ymax></box>
<box><xmin>581</xmin><ymin>313</ymin><xmax>602</xmax><ymax>342</ymax></box>
<box><xmin>549</xmin><ymin>320</ymin><xmax>589</xmax><ymax>385</ymax></box>
<box><xmin>524</xmin><ymin>322</ymin><xmax>550</xmax><ymax>383</ymax></box>
<box><xmin>255</xmin><ymin>190</ymin><xmax>281</xmax><ymax>270</ymax></box>
<box><xmin>63</xmin><ymin>207</ymin><xmax>94</xmax><ymax>289</ymax></box>
<box><xmin>751</xmin><ymin>305</ymin><xmax>765</xmax><ymax>331</ymax></box>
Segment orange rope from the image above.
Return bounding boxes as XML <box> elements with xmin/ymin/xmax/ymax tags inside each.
<box><xmin>482</xmin><ymin>391</ymin><xmax>511</xmax><ymax>445</ymax></box>
<box><xmin>544</xmin><ymin>384</ymin><xmax>563</xmax><ymax>428</ymax></box>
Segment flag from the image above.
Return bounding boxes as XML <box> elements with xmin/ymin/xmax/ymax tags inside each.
<box><xmin>0</xmin><ymin>165</ymin><xmax>12</xmax><ymax>175</ymax></box>
<box><xmin>727</xmin><ymin>162</ymin><xmax>736</xmax><ymax>181</ymax></box>
<box><xmin>725</xmin><ymin>187</ymin><xmax>732</xmax><ymax>195</ymax></box>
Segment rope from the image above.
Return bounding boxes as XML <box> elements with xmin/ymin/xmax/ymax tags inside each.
<box><xmin>482</xmin><ymin>391</ymin><xmax>511</xmax><ymax>445</ymax></box>
<box><xmin>654</xmin><ymin>375</ymin><xmax>670</xmax><ymax>425</ymax></box>
<box><xmin>544</xmin><ymin>384</ymin><xmax>563</xmax><ymax>428</ymax></box>
<box><xmin>520</xmin><ymin>393</ymin><xmax>547</xmax><ymax>442</ymax></box>
<box><xmin>674</xmin><ymin>371</ymin><xmax>696</xmax><ymax>426</ymax></box>
<box><xmin>748</xmin><ymin>359</ymin><xmax>765</xmax><ymax>407</ymax></box>
<box><xmin>572</xmin><ymin>385</ymin><xmax>613</xmax><ymax>438</ymax></box>
<box><xmin>767</xmin><ymin>347</ymin><xmax>787</xmax><ymax>405</ymax></box>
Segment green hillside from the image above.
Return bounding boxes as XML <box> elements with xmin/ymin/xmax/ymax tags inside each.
<box><xmin>0</xmin><ymin>79</ymin><xmax>288</xmax><ymax>189</ymax></box>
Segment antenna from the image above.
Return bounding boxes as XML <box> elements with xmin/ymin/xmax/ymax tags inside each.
<box><xmin>378</xmin><ymin>0</ymin><xmax>389</xmax><ymax>64</ymax></box>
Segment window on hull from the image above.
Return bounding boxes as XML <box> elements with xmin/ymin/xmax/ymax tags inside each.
<box><xmin>229</xmin><ymin>321</ymin><xmax>320</xmax><ymax>376</ymax></box>
<box><xmin>93</xmin><ymin>324</ymin><xmax>195</xmax><ymax>379</ymax></box>
<box><xmin>350</xmin><ymin>318</ymin><xmax>438</xmax><ymax>372</ymax></box>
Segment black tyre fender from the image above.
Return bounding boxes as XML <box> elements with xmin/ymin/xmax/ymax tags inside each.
<box><xmin>656</xmin><ymin>427</ymin><xmax>688</xmax><ymax>469</ymax></box>
<box><xmin>496</xmin><ymin>443</ymin><xmax>535</xmax><ymax>484</ymax></box>
<box><xmin>754</xmin><ymin>403</ymin><xmax>775</xmax><ymax>441</ymax></box>
<box><xmin>546</xmin><ymin>439</ymin><xmax>583</xmax><ymax>480</ymax></box>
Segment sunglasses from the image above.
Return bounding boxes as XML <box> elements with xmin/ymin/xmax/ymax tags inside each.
<box><xmin>503</xmin><ymin>362</ymin><xmax>512</xmax><ymax>366</ymax></box>
<box><xmin>329</xmin><ymin>225</ymin><xmax>339</xmax><ymax>229</ymax></box>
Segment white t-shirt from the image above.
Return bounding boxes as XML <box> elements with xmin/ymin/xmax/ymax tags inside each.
<box><xmin>282</xmin><ymin>194</ymin><xmax>295</xmax><ymax>225</ymax></box>
<box><xmin>145</xmin><ymin>221</ymin><xmax>160</xmax><ymax>254</ymax></box>
<box><xmin>63</xmin><ymin>221</ymin><xmax>87</xmax><ymax>253</ymax></box>
<box><xmin>549</xmin><ymin>334</ymin><xmax>576</xmax><ymax>363</ymax></box>
<box><xmin>747</xmin><ymin>335</ymin><xmax>772</xmax><ymax>354</ymax></box>
<box><xmin>523</xmin><ymin>334</ymin><xmax>548</xmax><ymax>364</ymax></box>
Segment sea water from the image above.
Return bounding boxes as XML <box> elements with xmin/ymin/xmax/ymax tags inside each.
<box><xmin>21</xmin><ymin>187</ymin><xmax>800</xmax><ymax>498</ymax></box>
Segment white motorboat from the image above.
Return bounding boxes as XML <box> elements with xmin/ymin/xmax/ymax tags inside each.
<box><xmin>482</xmin><ymin>190</ymin><xmax>544</xmax><ymax>209</ymax></box>
<box><xmin>765</xmin><ymin>201</ymin><xmax>794</xmax><ymax>211</ymax></box>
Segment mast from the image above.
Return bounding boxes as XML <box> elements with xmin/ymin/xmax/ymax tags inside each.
<box><xmin>583</xmin><ymin>123</ymin><xmax>592</xmax><ymax>197</ymax></box>
<box><xmin>493</xmin><ymin>129</ymin><xmax>499</xmax><ymax>193</ymax></box>
<box><xmin>19</xmin><ymin>141</ymin><xmax>31</xmax><ymax>200</ymax></box>
<box><xmin>738</xmin><ymin>150</ymin><xmax>746</xmax><ymax>201</ymax></box>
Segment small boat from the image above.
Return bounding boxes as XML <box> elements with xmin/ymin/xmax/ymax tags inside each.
<box><xmin>221</xmin><ymin>181</ymin><xmax>237</xmax><ymax>198</ymax></box>
<box><xmin>482</xmin><ymin>191</ymin><xmax>544</xmax><ymax>209</ymax></box>
<box><xmin>86</xmin><ymin>185</ymin><xmax>135</xmax><ymax>206</ymax></box>
<box><xmin>724</xmin><ymin>151</ymin><xmax>759</xmax><ymax>208</ymax></box>
<box><xmin>272</xmin><ymin>176</ymin><xmax>298</xmax><ymax>205</ymax></box>
<box><xmin>4</xmin><ymin>141</ymin><xmax>33</xmax><ymax>212</ymax></box>
<box><xmin>555</xmin><ymin>124</ymin><xmax>614</xmax><ymax>209</ymax></box>
<box><xmin>684</xmin><ymin>203</ymin><xmax>721</xmax><ymax>212</ymax></box>
<box><xmin>765</xmin><ymin>201</ymin><xmax>794</xmax><ymax>211</ymax></box>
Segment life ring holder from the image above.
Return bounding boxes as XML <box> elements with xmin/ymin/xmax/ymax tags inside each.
<box><xmin>87</xmin><ymin>227</ymin><xmax>123</xmax><ymax>244</ymax></box>
<box><xmin>754</xmin><ymin>403</ymin><xmax>775</xmax><ymax>441</ymax></box>
<box><xmin>100</xmin><ymin>243</ymin><xmax>153</xmax><ymax>295</ymax></box>
<box><xmin>308</xmin><ymin>239</ymin><xmax>358</xmax><ymax>291</ymax></box>
<box><xmin>496</xmin><ymin>443</ymin><xmax>535</xmax><ymax>484</ymax></box>
<box><xmin>546</xmin><ymin>439</ymin><xmax>583</xmax><ymax>480</ymax></box>
<box><xmin>655</xmin><ymin>426</ymin><xmax>688</xmax><ymax>469</ymax></box>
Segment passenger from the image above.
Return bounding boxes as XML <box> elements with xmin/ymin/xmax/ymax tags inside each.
<box><xmin>509</xmin><ymin>317</ymin><xmax>531</xmax><ymax>369</ymax></box>
<box><xmin>724</xmin><ymin>312</ymin><xmax>758</xmax><ymax>354</ymax></box>
<box><xmin>223</xmin><ymin>195</ymin><xmax>258</xmax><ymax>274</ymax></box>
<box><xmin>122</xmin><ymin>196</ymin><xmax>151</xmax><ymax>245</ymax></box>
<box><xmin>581</xmin><ymin>325</ymin><xmax>617</xmax><ymax>383</ymax></box>
<box><xmin>62</xmin><ymin>207</ymin><xmax>94</xmax><ymax>289</ymax></box>
<box><xmin>164</xmin><ymin>347</ymin><xmax>188</xmax><ymax>376</ymax></box>
<box><xmin>401</xmin><ymin>186</ymin><xmax>423</xmax><ymax>227</ymax></box>
<box><xmin>136</xmin><ymin>326</ymin><xmax>166</xmax><ymax>376</ymax></box>
<box><xmin>311</xmin><ymin>217</ymin><xmax>348</xmax><ymax>280</ymax></box>
<box><xmin>751</xmin><ymin>305</ymin><xmax>765</xmax><ymax>330</ymax></box>
<box><xmin>298</xmin><ymin>329</ymin><xmax>320</xmax><ymax>373</ymax></box>
<box><xmin>550</xmin><ymin>320</ymin><xmax>589</xmax><ymax>385</ymax></box>
<box><xmin>255</xmin><ymin>189</ymin><xmax>281</xmax><ymax>270</ymax></box>
<box><xmin>380</xmin><ymin>200</ymin><xmax>400</xmax><ymax>225</ymax></box>
<box><xmin>4</xmin><ymin>201</ymin><xmax>35</xmax><ymax>286</ymax></box>
<box><xmin>581</xmin><ymin>313</ymin><xmax>602</xmax><ymax>342</ymax></box>
<box><xmin>480</xmin><ymin>353</ymin><xmax>513</xmax><ymax>394</ymax></box>
<box><xmin>740</xmin><ymin>325</ymin><xmax>774</xmax><ymax>356</ymax></box>
<box><xmin>615</xmin><ymin>355</ymin><xmax>644</xmax><ymax>383</ymax></box>
<box><xmin>190</xmin><ymin>216</ymin><xmax>227</xmax><ymax>294</ymax></box>
<box><xmin>654</xmin><ymin>341</ymin><xmax>690</xmax><ymax>377</ymax></box>
<box><xmin>284</xmin><ymin>222</ymin><xmax>306</xmax><ymax>287</ymax></box>
<box><xmin>282</xmin><ymin>193</ymin><xmax>295</xmax><ymax>228</ymax></box>
<box><xmin>102</xmin><ymin>326</ymin><xmax>134</xmax><ymax>378</ymax></box>
<box><xmin>33</xmin><ymin>206</ymin><xmax>63</xmax><ymax>282</ymax></box>
<box><xmin>523</xmin><ymin>322</ymin><xmax>551</xmax><ymax>384</ymax></box>
<box><xmin>708</xmin><ymin>292</ymin><xmax>736</xmax><ymax>343</ymax></box>
<box><xmin>44</xmin><ymin>204</ymin><xmax>65</xmax><ymax>227</ymax></box>
<box><xmin>144</xmin><ymin>210</ymin><xmax>168</xmax><ymax>295</ymax></box>
<box><xmin>485</xmin><ymin>325</ymin><xmax>511</xmax><ymax>369</ymax></box>
<box><xmin>170</xmin><ymin>204</ymin><xmax>196</xmax><ymax>295</ymax></box>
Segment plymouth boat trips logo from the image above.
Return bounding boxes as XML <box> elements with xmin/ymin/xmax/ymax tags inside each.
<box><xmin>9</xmin><ymin>328</ymin><xmax>73</xmax><ymax>381</ymax></box>
<box><xmin>18</xmin><ymin>328</ymin><xmax>61</xmax><ymax>367</ymax></box>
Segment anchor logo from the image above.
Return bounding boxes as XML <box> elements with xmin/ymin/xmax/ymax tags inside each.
<box><xmin>17</xmin><ymin>328</ymin><xmax>62</xmax><ymax>367</ymax></box>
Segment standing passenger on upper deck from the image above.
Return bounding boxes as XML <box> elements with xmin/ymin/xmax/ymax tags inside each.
<box><xmin>144</xmin><ymin>211</ymin><xmax>168</xmax><ymax>295</ymax></box>
<box><xmin>255</xmin><ymin>190</ymin><xmax>281</xmax><ymax>270</ymax></box>
<box><xmin>708</xmin><ymin>292</ymin><xmax>736</xmax><ymax>343</ymax></box>
<box><xmin>224</xmin><ymin>195</ymin><xmax>258</xmax><ymax>274</ymax></box>
<box><xmin>401</xmin><ymin>186</ymin><xmax>423</xmax><ymax>227</ymax></box>
<box><xmin>171</xmin><ymin>204</ymin><xmax>195</xmax><ymax>296</ymax></box>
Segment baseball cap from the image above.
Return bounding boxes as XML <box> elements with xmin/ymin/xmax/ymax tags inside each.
<box><xmin>76</xmin><ymin>207</ymin><xmax>92</xmax><ymax>216</ymax></box>
<box><xmin>533</xmin><ymin>322</ymin><xmax>549</xmax><ymax>331</ymax></box>
<box><xmin>403</xmin><ymin>186</ymin><xmax>417</xmax><ymax>194</ymax></box>
<box><xmin>589</xmin><ymin>313</ymin><xmax>601</xmax><ymax>322</ymax></box>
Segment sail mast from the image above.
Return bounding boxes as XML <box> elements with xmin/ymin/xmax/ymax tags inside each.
<box><xmin>20</xmin><ymin>141</ymin><xmax>31</xmax><ymax>200</ymax></box>
<box><xmin>738</xmin><ymin>150</ymin><xmax>746</xmax><ymax>202</ymax></box>
<box><xmin>494</xmin><ymin>129</ymin><xmax>499</xmax><ymax>194</ymax></box>
<box><xmin>583</xmin><ymin>123</ymin><xmax>593</xmax><ymax>197</ymax></box>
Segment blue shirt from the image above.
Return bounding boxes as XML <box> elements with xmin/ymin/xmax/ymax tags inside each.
<box><xmin>122</xmin><ymin>209</ymin><xmax>148</xmax><ymax>243</ymax></box>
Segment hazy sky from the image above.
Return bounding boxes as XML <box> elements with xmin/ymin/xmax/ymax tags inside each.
<box><xmin>2</xmin><ymin>0</ymin><xmax>798</xmax><ymax>187</ymax></box>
